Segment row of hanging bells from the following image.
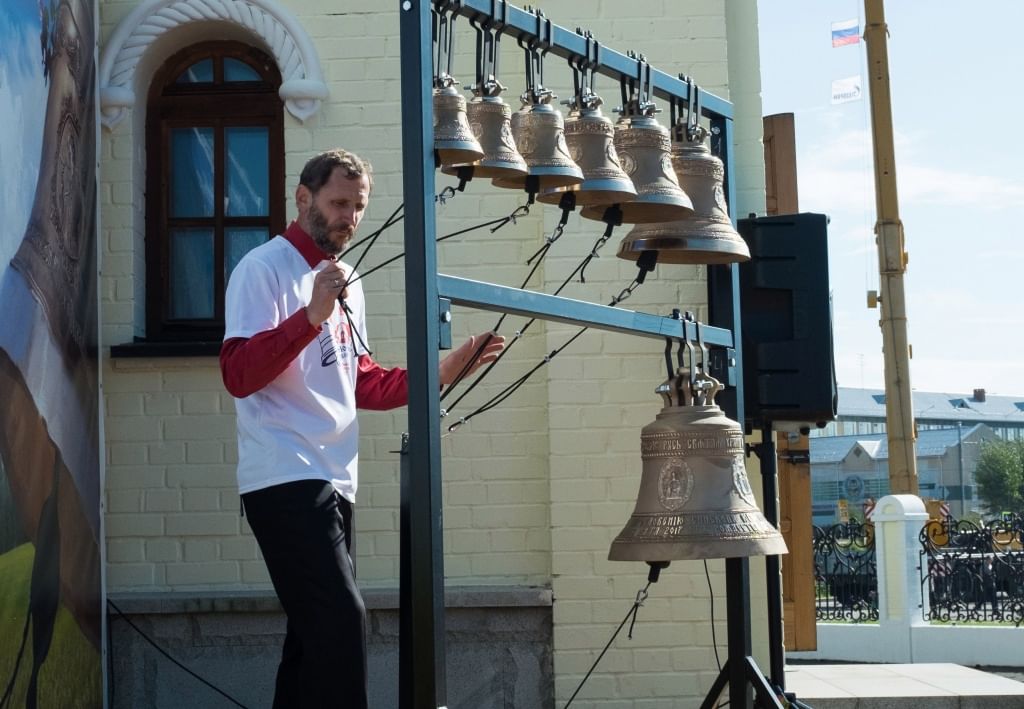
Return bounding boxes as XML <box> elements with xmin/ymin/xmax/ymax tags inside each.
<box><xmin>431</xmin><ymin>12</ymin><xmax>750</xmax><ymax>265</ymax></box>
<box><xmin>431</xmin><ymin>10</ymin><xmax>777</xmax><ymax>567</ymax></box>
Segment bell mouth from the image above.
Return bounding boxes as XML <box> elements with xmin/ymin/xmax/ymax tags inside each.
<box><xmin>435</xmin><ymin>146</ymin><xmax>485</xmax><ymax>165</ymax></box>
<box><xmin>492</xmin><ymin>168</ymin><xmax>583</xmax><ymax>191</ymax></box>
<box><xmin>617</xmin><ymin>236</ymin><xmax>751</xmax><ymax>265</ymax></box>
<box><xmin>442</xmin><ymin>162</ymin><xmax>528</xmax><ymax>180</ymax></box>
<box><xmin>582</xmin><ymin>199</ymin><xmax>693</xmax><ymax>224</ymax></box>
<box><xmin>537</xmin><ymin>181</ymin><xmax>637</xmax><ymax>208</ymax></box>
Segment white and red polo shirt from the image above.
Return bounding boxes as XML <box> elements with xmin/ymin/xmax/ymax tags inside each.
<box><xmin>221</xmin><ymin>221</ymin><xmax>407</xmax><ymax>501</ymax></box>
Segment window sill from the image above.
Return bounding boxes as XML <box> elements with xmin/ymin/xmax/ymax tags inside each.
<box><xmin>110</xmin><ymin>340</ymin><xmax>222</xmax><ymax>358</ymax></box>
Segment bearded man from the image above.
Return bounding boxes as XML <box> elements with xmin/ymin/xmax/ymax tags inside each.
<box><xmin>220</xmin><ymin>148</ymin><xmax>502</xmax><ymax>708</ymax></box>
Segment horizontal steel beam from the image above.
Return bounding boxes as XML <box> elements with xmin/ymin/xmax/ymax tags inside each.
<box><xmin>438</xmin><ymin>274</ymin><xmax>734</xmax><ymax>347</ymax></box>
<box><xmin>449</xmin><ymin>0</ymin><xmax>733</xmax><ymax>119</ymax></box>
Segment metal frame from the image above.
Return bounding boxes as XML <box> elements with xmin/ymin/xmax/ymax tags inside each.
<box><xmin>397</xmin><ymin>2</ymin><xmax>767</xmax><ymax>707</ymax></box>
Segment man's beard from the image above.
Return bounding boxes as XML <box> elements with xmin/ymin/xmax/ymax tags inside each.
<box><xmin>307</xmin><ymin>202</ymin><xmax>354</xmax><ymax>256</ymax></box>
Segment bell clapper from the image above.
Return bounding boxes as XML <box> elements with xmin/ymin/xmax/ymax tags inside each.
<box><xmin>646</xmin><ymin>560</ymin><xmax>669</xmax><ymax>584</ymax></box>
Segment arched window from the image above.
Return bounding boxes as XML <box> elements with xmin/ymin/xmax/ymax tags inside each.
<box><xmin>145</xmin><ymin>41</ymin><xmax>284</xmax><ymax>341</ymax></box>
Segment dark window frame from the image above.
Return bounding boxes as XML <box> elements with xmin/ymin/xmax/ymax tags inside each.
<box><xmin>144</xmin><ymin>41</ymin><xmax>285</xmax><ymax>343</ymax></box>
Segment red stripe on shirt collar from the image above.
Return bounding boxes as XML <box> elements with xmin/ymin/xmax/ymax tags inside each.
<box><xmin>284</xmin><ymin>220</ymin><xmax>332</xmax><ymax>267</ymax></box>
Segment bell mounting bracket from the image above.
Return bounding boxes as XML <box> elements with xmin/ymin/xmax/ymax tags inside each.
<box><xmin>517</xmin><ymin>6</ymin><xmax>554</xmax><ymax>105</ymax></box>
<box><xmin>619</xmin><ymin>51</ymin><xmax>656</xmax><ymax>117</ymax></box>
<box><xmin>565</xmin><ymin>28</ymin><xmax>602</xmax><ymax>112</ymax></box>
<box><xmin>468</xmin><ymin>9</ymin><xmax>505</xmax><ymax>97</ymax></box>
<box><xmin>661</xmin><ymin>311</ymin><xmax>725</xmax><ymax>408</ymax></box>
<box><xmin>431</xmin><ymin>0</ymin><xmax>463</xmax><ymax>88</ymax></box>
<box><xmin>670</xmin><ymin>75</ymin><xmax>707</xmax><ymax>144</ymax></box>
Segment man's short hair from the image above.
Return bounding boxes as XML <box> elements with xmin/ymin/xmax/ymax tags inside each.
<box><xmin>299</xmin><ymin>149</ymin><xmax>374</xmax><ymax>194</ymax></box>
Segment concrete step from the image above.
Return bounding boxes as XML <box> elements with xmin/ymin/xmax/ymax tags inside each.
<box><xmin>785</xmin><ymin>662</ymin><xmax>1024</xmax><ymax>709</ymax></box>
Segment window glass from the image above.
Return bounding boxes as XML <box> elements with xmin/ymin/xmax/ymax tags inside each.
<box><xmin>175</xmin><ymin>59</ymin><xmax>214</xmax><ymax>83</ymax></box>
<box><xmin>225</xmin><ymin>127</ymin><xmax>269</xmax><ymax>216</ymax></box>
<box><xmin>225</xmin><ymin>227</ymin><xmax>269</xmax><ymax>281</ymax></box>
<box><xmin>169</xmin><ymin>228</ymin><xmax>215</xmax><ymax>319</ymax></box>
<box><xmin>224</xmin><ymin>58</ymin><xmax>261</xmax><ymax>82</ymax></box>
<box><xmin>170</xmin><ymin>127</ymin><xmax>215</xmax><ymax>217</ymax></box>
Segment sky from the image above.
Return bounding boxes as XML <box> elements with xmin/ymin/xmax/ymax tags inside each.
<box><xmin>0</xmin><ymin>0</ymin><xmax>46</xmax><ymax>272</ymax></box>
<box><xmin>757</xmin><ymin>1</ymin><xmax>1024</xmax><ymax>398</ymax></box>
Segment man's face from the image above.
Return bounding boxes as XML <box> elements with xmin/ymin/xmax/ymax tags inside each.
<box><xmin>297</xmin><ymin>167</ymin><xmax>370</xmax><ymax>256</ymax></box>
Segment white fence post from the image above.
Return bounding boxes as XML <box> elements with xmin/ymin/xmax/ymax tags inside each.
<box><xmin>870</xmin><ymin>494</ymin><xmax>930</xmax><ymax>660</ymax></box>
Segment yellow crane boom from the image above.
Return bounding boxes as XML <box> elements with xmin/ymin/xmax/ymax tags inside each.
<box><xmin>864</xmin><ymin>0</ymin><xmax>918</xmax><ymax>494</ymax></box>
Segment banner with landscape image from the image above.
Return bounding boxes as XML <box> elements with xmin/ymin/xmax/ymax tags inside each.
<box><xmin>0</xmin><ymin>0</ymin><xmax>102</xmax><ymax>706</ymax></box>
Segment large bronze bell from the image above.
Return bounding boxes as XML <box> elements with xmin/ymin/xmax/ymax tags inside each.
<box><xmin>433</xmin><ymin>81</ymin><xmax>486</xmax><ymax>167</ymax></box>
<box><xmin>492</xmin><ymin>96</ymin><xmax>584</xmax><ymax>191</ymax></box>
<box><xmin>441</xmin><ymin>94</ymin><xmax>527</xmax><ymax>181</ymax></box>
<box><xmin>537</xmin><ymin>90</ymin><xmax>637</xmax><ymax>208</ymax></box>
<box><xmin>609</xmin><ymin>370</ymin><xmax>787</xmax><ymax>563</ymax></box>
<box><xmin>618</xmin><ymin>125</ymin><xmax>751</xmax><ymax>264</ymax></box>
<box><xmin>580</xmin><ymin>110</ymin><xmax>693</xmax><ymax>224</ymax></box>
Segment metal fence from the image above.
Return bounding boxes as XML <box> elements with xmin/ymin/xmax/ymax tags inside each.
<box><xmin>813</xmin><ymin>521</ymin><xmax>878</xmax><ymax>622</ymax></box>
<box><xmin>919</xmin><ymin>514</ymin><xmax>1024</xmax><ymax>627</ymax></box>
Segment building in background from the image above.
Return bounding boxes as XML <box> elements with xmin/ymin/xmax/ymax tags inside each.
<box><xmin>809</xmin><ymin>387</ymin><xmax>1023</xmax><ymax>525</ymax></box>
<box><xmin>810</xmin><ymin>424</ymin><xmax>999</xmax><ymax>525</ymax></box>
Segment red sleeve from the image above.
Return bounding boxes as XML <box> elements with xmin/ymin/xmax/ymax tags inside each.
<box><xmin>355</xmin><ymin>354</ymin><xmax>408</xmax><ymax>410</ymax></box>
<box><xmin>220</xmin><ymin>308</ymin><xmax>321</xmax><ymax>398</ymax></box>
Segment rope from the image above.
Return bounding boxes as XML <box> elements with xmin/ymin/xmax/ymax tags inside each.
<box><xmin>107</xmin><ymin>600</ymin><xmax>250</xmax><ymax>709</ymax></box>
<box><xmin>563</xmin><ymin>581</ymin><xmax>652</xmax><ymax>708</ymax></box>
<box><xmin>445</xmin><ymin>276</ymin><xmax>643</xmax><ymax>433</ymax></box>
<box><xmin>344</xmin><ymin>203</ymin><xmax>529</xmax><ymax>289</ymax></box>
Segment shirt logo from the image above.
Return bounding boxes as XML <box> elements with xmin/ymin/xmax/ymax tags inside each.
<box><xmin>318</xmin><ymin>319</ymin><xmax>352</xmax><ymax>368</ymax></box>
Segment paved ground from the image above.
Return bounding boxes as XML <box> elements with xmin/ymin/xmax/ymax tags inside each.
<box><xmin>785</xmin><ymin>662</ymin><xmax>1024</xmax><ymax>708</ymax></box>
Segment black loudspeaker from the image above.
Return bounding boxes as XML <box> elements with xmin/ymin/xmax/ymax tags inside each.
<box><xmin>737</xmin><ymin>212</ymin><xmax>837</xmax><ymax>430</ymax></box>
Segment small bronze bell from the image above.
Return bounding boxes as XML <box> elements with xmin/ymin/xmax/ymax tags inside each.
<box><xmin>492</xmin><ymin>23</ymin><xmax>583</xmax><ymax>194</ymax></box>
<box><xmin>433</xmin><ymin>80</ymin><xmax>486</xmax><ymax>167</ymax></box>
<box><xmin>580</xmin><ymin>108</ymin><xmax>693</xmax><ymax>224</ymax></box>
<box><xmin>492</xmin><ymin>96</ymin><xmax>584</xmax><ymax>191</ymax></box>
<box><xmin>609</xmin><ymin>370</ymin><xmax>787</xmax><ymax>563</ymax></box>
<box><xmin>618</xmin><ymin>124</ymin><xmax>750</xmax><ymax>265</ymax></box>
<box><xmin>442</xmin><ymin>95</ymin><xmax>527</xmax><ymax>181</ymax></box>
<box><xmin>441</xmin><ymin>19</ymin><xmax>526</xmax><ymax>182</ymax></box>
<box><xmin>537</xmin><ymin>90</ymin><xmax>637</xmax><ymax>209</ymax></box>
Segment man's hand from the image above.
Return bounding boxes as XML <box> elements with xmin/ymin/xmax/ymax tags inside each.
<box><xmin>439</xmin><ymin>332</ymin><xmax>506</xmax><ymax>387</ymax></box>
<box><xmin>307</xmin><ymin>262</ymin><xmax>349</xmax><ymax>326</ymax></box>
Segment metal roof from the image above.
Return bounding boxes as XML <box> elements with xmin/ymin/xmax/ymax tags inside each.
<box><xmin>809</xmin><ymin>424</ymin><xmax>991</xmax><ymax>464</ymax></box>
<box><xmin>837</xmin><ymin>387</ymin><xmax>1024</xmax><ymax>425</ymax></box>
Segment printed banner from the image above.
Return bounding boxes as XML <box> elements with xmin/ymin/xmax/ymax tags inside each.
<box><xmin>831</xmin><ymin>18</ymin><xmax>860</xmax><ymax>47</ymax></box>
<box><xmin>0</xmin><ymin>0</ymin><xmax>102</xmax><ymax>706</ymax></box>
<box><xmin>831</xmin><ymin>75</ymin><xmax>863</xmax><ymax>104</ymax></box>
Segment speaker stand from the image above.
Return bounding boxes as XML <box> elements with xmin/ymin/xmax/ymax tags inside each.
<box><xmin>699</xmin><ymin>558</ymin><xmax>784</xmax><ymax>709</ymax></box>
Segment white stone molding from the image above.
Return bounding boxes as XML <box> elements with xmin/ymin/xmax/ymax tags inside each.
<box><xmin>99</xmin><ymin>0</ymin><xmax>327</xmax><ymax>129</ymax></box>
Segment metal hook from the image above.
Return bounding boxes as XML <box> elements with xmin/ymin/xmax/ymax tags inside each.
<box><xmin>679</xmin><ymin>311</ymin><xmax>697</xmax><ymax>396</ymax></box>
<box><xmin>687</xmin><ymin>79</ymin><xmax>705</xmax><ymax>142</ymax></box>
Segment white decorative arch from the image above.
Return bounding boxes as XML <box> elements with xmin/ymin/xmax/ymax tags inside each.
<box><xmin>99</xmin><ymin>0</ymin><xmax>328</xmax><ymax>129</ymax></box>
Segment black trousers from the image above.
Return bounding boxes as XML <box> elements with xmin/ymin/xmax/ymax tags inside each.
<box><xmin>243</xmin><ymin>480</ymin><xmax>368</xmax><ymax>709</ymax></box>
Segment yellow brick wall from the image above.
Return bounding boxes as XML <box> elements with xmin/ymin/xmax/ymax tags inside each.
<box><xmin>99</xmin><ymin>0</ymin><xmax>769</xmax><ymax>704</ymax></box>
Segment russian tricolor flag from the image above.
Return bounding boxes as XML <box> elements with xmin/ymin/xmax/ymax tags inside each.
<box><xmin>831</xmin><ymin>19</ymin><xmax>860</xmax><ymax>47</ymax></box>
